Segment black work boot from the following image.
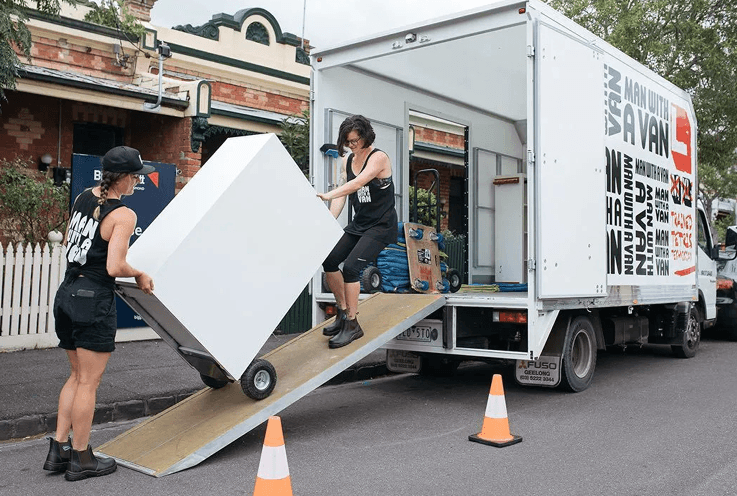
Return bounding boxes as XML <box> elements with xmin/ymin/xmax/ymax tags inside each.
<box><xmin>43</xmin><ymin>436</ymin><xmax>72</xmax><ymax>472</ymax></box>
<box><xmin>323</xmin><ymin>307</ymin><xmax>347</xmax><ymax>336</ymax></box>
<box><xmin>65</xmin><ymin>445</ymin><xmax>117</xmax><ymax>481</ymax></box>
<box><xmin>329</xmin><ymin>316</ymin><xmax>364</xmax><ymax>349</ymax></box>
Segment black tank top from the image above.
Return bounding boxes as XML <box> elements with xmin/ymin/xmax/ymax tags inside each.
<box><xmin>64</xmin><ymin>188</ymin><xmax>125</xmax><ymax>287</ymax></box>
<box><xmin>344</xmin><ymin>148</ymin><xmax>398</xmax><ymax>244</ymax></box>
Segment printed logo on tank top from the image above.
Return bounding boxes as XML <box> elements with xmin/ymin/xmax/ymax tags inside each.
<box><xmin>65</xmin><ymin>210</ymin><xmax>99</xmax><ymax>265</ymax></box>
<box><xmin>357</xmin><ymin>185</ymin><xmax>372</xmax><ymax>203</ymax></box>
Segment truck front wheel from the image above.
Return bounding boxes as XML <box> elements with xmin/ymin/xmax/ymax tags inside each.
<box><xmin>672</xmin><ymin>306</ymin><xmax>701</xmax><ymax>358</ymax></box>
<box><xmin>560</xmin><ymin>316</ymin><xmax>597</xmax><ymax>392</ymax></box>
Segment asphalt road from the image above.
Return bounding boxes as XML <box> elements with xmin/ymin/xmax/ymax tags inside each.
<box><xmin>2</xmin><ymin>337</ymin><xmax>737</xmax><ymax>496</ymax></box>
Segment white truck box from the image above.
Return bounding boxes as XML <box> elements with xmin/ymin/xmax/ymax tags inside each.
<box><xmin>310</xmin><ymin>0</ymin><xmax>729</xmax><ymax>391</ymax></box>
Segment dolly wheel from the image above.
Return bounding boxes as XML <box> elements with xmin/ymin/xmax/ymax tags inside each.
<box><xmin>446</xmin><ymin>268</ymin><xmax>462</xmax><ymax>293</ymax></box>
<box><xmin>200</xmin><ymin>374</ymin><xmax>229</xmax><ymax>389</ymax></box>
<box><xmin>241</xmin><ymin>359</ymin><xmax>277</xmax><ymax>400</ymax></box>
<box><xmin>361</xmin><ymin>266</ymin><xmax>383</xmax><ymax>293</ymax></box>
<box><xmin>409</xmin><ymin>228</ymin><xmax>424</xmax><ymax>240</ymax></box>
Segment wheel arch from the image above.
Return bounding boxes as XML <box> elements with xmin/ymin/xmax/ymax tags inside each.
<box><xmin>540</xmin><ymin>310</ymin><xmax>605</xmax><ymax>356</ymax></box>
<box><xmin>696</xmin><ymin>289</ymin><xmax>710</xmax><ymax>326</ymax></box>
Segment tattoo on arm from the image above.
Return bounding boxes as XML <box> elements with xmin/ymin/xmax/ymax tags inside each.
<box><xmin>338</xmin><ymin>163</ymin><xmax>347</xmax><ymax>188</ymax></box>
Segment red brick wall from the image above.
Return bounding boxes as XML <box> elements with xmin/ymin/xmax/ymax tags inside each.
<box><xmin>30</xmin><ymin>36</ymin><xmax>134</xmax><ymax>81</ymax></box>
<box><xmin>415</xmin><ymin>127</ymin><xmax>464</xmax><ymax>148</ymax></box>
<box><xmin>0</xmin><ymin>92</ymin><xmax>61</xmax><ymax>167</ymax></box>
<box><xmin>71</xmin><ymin>102</ymin><xmax>129</xmax><ymax>128</ymax></box>
<box><xmin>123</xmin><ymin>0</ymin><xmax>156</xmax><ymax>22</ymax></box>
<box><xmin>129</xmin><ymin>115</ymin><xmax>201</xmax><ymax>190</ymax></box>
<box><xmin>210</xmin><ymin>81</ymin><xmax>307</xmax><ymax>115</ymax></box>
<box><xmin>0</xmin><ymin>93</ymin><xmax>200</xmax><ymax>192</ymax></box>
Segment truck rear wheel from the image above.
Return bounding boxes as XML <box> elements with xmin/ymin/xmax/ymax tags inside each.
<box><xmin>672</xmin><ymin>306</ymin><xmax>701</xmax><ymax>358</ymax></box>
<box><xmin>560</xmin><ymin>316</ymin><xmax>597</xmax><ymax>392</ymax></box>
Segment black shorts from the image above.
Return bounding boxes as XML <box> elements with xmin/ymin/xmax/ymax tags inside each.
<box><xmin>54</xmin><ymin>275</ymin><xmax>117</xmax><ymax>353</ymax></box>
<box><xmin>323</xmin><ymin>232</ymin><xmax>388</xmax><ymax>283</ymax></box>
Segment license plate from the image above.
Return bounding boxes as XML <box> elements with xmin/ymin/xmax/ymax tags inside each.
<box><xmin>386</xmin><ymin>350</ymin><xmax>421</xmax><ymax>373</ymax></box>
<box><xmin>514</xmin><ymin>356</ymin><xmax>561</xmax><ymax>387</ymax></box>
<box><xmin>396</xmin><ymin>325</ymin><xmax>439</xmax><ymax>343</ymax></box>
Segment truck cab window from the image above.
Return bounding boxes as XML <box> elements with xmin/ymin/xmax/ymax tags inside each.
<box><xmin>697</xmin><ymin>210</ymin><xmax>711</xmax><ymax>253</ymax></box>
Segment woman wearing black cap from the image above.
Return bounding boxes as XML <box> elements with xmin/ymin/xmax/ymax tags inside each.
<box><xmin>43</xmin><ymin>146</ymin><xmax>155</xmax><ymax>481</ymax></box>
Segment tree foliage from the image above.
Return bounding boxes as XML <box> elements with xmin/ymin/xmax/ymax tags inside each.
<box><xmin>714</xmin><ymin>209</ymin><xmax>736</xmax><ymax>244</ymax></box>
<box><xmin>279</xmin><ymin>108</ymin><xmax>309</xmax><ymax>173</ymax></box>
<box><xmin>544</xmin><ymin>0</ymin><xmax>737</xmax><ymax>227</ymax></box>
<box><xmin>83</xmin><ymin>0</ymin><xmax>144</xmax><ymax>37</ymax></box>
<box><xmin>0</xmin><ymin>1</ymin><xmax>76</xmax><ymax>104</ymax></box>
<box><xmin>409</xmin><ymin>185</ymin><xmax>441</xmax><ymax>229</ymax></box>
<box><xmin>0</xmin><ymin>157</ymin><xmax>70</xmax><ymax>245</ymax></box>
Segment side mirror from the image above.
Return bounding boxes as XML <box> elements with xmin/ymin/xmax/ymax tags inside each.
<box><xmin>726</xmin><ymin>226</ymin><xmax>737</xmax><ymax>248</ymax></box>
<box><xmin>712</xmin><ymin>245</ymin><xmax>721</xmax><ymax>260</ymax></box>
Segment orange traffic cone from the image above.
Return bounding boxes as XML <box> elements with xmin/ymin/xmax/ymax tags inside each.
<box><xmin>469</xmin><ymin>374</ymin><xmax>522</xmax><ymax>447</ymax></box>
<box><xmin>254</xmin><ymin>416</ymin><xmax>293</xmax><ymax>496</ymax></box>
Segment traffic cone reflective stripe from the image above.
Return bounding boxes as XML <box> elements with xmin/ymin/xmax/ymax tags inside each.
<box><xmin>254</xmin><ymin>416</ymin><xmax>293</xmax><ymax>496</ymax></box>
<box><xmin>469</xmin><ymin>374</ymin><xmax>522</xmax><ymax>447</ymax></box>
<box><xmin>256</xmin><ymin>445</ymin><xmax>291</xmax><ymax>479</ymax></box>
<box><xmin>480</xmin><ymin>394</ymin><xmax>512</xmax><ymax>441</ymax></box>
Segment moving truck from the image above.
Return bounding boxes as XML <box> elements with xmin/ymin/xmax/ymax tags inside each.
<box><xmin>310</xmin><ymin>0</ymin><xmax>734</xmax><ymax>391</ymax></box>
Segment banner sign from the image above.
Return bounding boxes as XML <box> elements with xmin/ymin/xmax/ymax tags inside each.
<box><xmin>71</xmin><ymin>153</ymin><xmax>176</xmax><ymax>328</ymax></box>
<box><xmin>604</xmin><ymin>62</ymin><xmax>696</xmax><ymax>286</ymax></box>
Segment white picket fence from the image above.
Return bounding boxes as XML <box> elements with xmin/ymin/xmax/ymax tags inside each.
<box><xmin>0</xmin><ymin>242</ymin><xmax>156</xmax><ymax>352</ymax></box>
<box><xmin>0</xmin><ymin>242</ymin><xmax>66</xmax><ymax>351</ymax></box>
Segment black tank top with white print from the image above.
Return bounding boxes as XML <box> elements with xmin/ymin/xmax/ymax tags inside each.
<box><xmin>64</xmin><ymin>188</ymin><xmax>125</xmax><ymax>287</ymax></box>
<box><xmin>344</xmin><ymin>149</ymin><xmax>398</xmax><ymax>244</ymax></box>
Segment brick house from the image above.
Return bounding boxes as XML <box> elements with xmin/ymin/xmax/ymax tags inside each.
<box><xmin>2</xmin><ymin>0</ymin><xmax>310</xmax><ymax>196</ymax></box>
<box><xmin>2</xmin><ymin>0</ymin><xmax>467</xmax><ymax>235</ymax></box>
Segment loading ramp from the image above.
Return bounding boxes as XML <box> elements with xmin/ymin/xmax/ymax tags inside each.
<box><xmin>96</xmin><ymin>293</ymin><xmax>445</xmax><ymax>477</ymax></box>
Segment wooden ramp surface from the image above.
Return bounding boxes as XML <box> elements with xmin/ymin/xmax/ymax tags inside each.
<box><xmin>96</xmin><ymin>293</ymin><xmax>444</xmax><ymax>477</ymax></box>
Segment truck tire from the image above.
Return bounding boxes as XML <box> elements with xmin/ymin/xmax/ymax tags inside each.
<box><xmin>672</xmin><ymin>306</ymin><xmax>701</xmax><ymax>358</ymax></box>
<box><xmin>360</xmin><ymin>266</ymin><xmax>383</xmax><ymax>293</ymax></box>
<box><xmin>560</xmin><ymin>316</ymin><xmax>597</xmax><ymax>392</ymax></box>
<box><xmin>240</xmin><ymin>359</ymin><xmax>277</xmax><ymax>400</ymax></box>
<box><xmin>200</xmin><ymin>374</ymin><xmax>229</xmax><ymax>389</ymax></box>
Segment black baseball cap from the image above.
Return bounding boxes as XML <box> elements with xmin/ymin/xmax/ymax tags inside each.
<box><xmin>101</xmin><ymin>146</ymin><xmax>155</xmax><ymax>174</ymax></box>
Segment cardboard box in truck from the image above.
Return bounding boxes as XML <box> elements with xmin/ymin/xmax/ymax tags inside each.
<box><xmin>309</xmin><ymin>0</ymin><xmax>735</xmax><ymax>391</ymax></box>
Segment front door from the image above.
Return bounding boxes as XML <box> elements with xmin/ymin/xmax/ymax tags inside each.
<box><xmin>697</xmin><ymin>207</ymin><xmax>717</xmax><ymax>319</ymax></box>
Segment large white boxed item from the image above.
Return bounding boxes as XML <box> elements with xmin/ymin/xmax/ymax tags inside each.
<box><xmin>118</xmin><ymin>134</ymin><xmax>343</xmax><ymax>380</ymax></box>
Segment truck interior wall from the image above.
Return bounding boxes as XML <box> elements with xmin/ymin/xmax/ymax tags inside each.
<box><xmin>314</xmin><ymin>65</ymin><xmax>525</xmax><ymax>286</ymax></box>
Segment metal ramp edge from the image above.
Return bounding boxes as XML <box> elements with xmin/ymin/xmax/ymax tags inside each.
<box><xmin>96</xmin><ymin>292</ymin><xmax>445</xmax><ymax>477</ymax></box>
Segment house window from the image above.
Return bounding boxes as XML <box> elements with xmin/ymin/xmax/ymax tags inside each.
<box><xmin>73</xmin><ymin>123</ymin><xmax>123</xmax><ymax>156</ymax></box>
<box><xmin>246</xmin><ymin>22</ymin><xmax>269</xmax><ymax>45</ymax></box>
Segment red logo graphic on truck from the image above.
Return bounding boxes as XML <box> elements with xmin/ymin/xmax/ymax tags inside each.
<box><xmin>671</xmin><ymin>103</ymin><xmax>692</xmax><ymax>174</ymax></box>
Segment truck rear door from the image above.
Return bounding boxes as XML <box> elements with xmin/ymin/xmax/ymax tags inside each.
<box><xmin>534</xmin><ymin>19</ymin><xmax>607</xmax><ymax>298</ymax></box>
